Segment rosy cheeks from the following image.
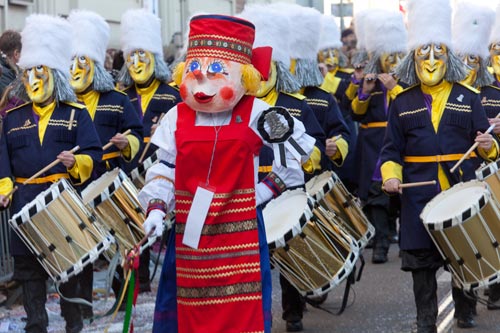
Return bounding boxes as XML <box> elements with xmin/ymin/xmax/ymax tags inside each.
<box><xmin>179</xmin><ymin>84</ymin><xmax>188</xmax><ymax>100</ymax></box>
<box><xmin>219</xmin><ymin>86</ymin><xmax>234</xmax><ymax>101</ymax></box>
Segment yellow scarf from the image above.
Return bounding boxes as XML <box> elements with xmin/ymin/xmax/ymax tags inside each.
<box><xmin>136</xmin><ymin>79</ymin><xmax>161</xmax><ymax>114</ymax></box>
<box><xmin>259</xmin><ymin>87</ymin><xmax>280</xmax><ymax>107</ymax></box>
<box><xmin>320</xmin><ymin>71</ymin><xmax>341</xmax><ymax>95</ymax></box>
<box><xmin>421</xmin><ymin>80</ymin><xmax>453</xmax><ymax>190</ymax></box>
<box><xmin>33</xmin><ymin>100</ymin><xmax>56</xmax><ymax>145</ymax></box>
<box><xmin>77</xmin><ymin>90</ymin><xmax>100</xmax><ymax>120</ymax></box>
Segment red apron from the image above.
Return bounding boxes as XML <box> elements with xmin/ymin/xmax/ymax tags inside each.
<box><xmin>174</xmin><ymin>95</ymin><xmax>265</xmax><ymax>333</ymax></box>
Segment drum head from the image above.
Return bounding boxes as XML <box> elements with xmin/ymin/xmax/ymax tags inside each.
<box><xmin>305</xmin><ymin>171</ymin><xmax>335</xmax><ymax>202</ymax></box>
<box><xmin>81</xmin><ymin>168</ymin><xmax>123</xmax><ymax>205</ymax></box>
<box><xmin>421</xmin><ymin>180</ymin><xmax>489</xmax><ymax>228</ymax></box>
<box><xmin>263</xmin><ymin>189</ymin><xmax>314</xmax><ymax>249</ymax></box>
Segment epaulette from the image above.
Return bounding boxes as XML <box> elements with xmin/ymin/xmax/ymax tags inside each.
<box><xmin>63</xmin><ymin>101</ymin><xmax>86</xmax><ymax>109</ymax></box>
<box><xmin>457</xmin><ymin>82</ymin><xmax>480</xmax><ymax>94</ymax></box>
<box><xmin>315</xmin><ymin>86</ymin><xmax>331</xmax><ymax>94</ymax></box>
<box><xmin>168</xmin><ymin>82</ymin><xmax>180</xmax><ymax>91</ymax></box>
<box><xmin>338</xmin><ymin>68</ymin><xmax>355</xmax><ymax>74</ymax></box>
<box><xmin>486</xmin><ymin>84</ymin><xmax>500</xmax><ymax>92</ymax></box>
<box><xmin>6</xmin><ymin>102</ymin><xmax>30</xmax><ymax>113</ymax></box>
<box><xmin>112</xmin><ymin>89</ymin><xmax>128</xmax><ymax>96</ymax></box>
<box><xmin>283</xmin><ymin>92</ymin><xmax>306</xmax><ymax>100</ymax></box>
<box><xmin>396</xmin><ymin>84</ymin><xmax>420</xmax><ymax>96</ymax></box>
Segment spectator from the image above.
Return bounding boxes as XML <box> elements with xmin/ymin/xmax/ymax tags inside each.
<box><xmin>0</xmin><ymin>30</ymin><xmax>21</xmax><ymax>96</ymax></box>
<box><xmin>341</xmin><ymin>28</ymin><xmax>357</xmax><ymax>68</ymax></box>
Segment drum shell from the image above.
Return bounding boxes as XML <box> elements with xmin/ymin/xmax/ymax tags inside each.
<box><xmin>9</xmin><ymin>179</ymin><xmax>113</xmax><ymax>283</ymax></box>
<box><xmin>422</xmin><ymin>180</ymin><xmax>500</xmax><ymax>290</ymax></box>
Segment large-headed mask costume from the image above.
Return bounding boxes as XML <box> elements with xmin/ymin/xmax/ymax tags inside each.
<box><xmin>396</xmin><ymin>0</ymin><xmax>467</xmax><ymax>87</ymax></box>
<box><xmin>171</xmin><ymin>15</ymin><xmax>263</xmax><ymax>113</ymax></box>
<box><xmin>119</xmin><ymin>9</ymin><xmax>172</xmax><ymax>88</ymax></box>
<box><xmin>68</xmin><ymin>10</ymin><xmax>115</xmax><ymax>94</ymax></box>
<box><xmin>452</xmin><ymin>3</ymin><xmax>494</xmax><ymax>89</ymax></box>
<box><xmin>363</xmin><ymin>10</ymin><xmax>407</xmax><ymax>76</ymax></box>
<box><xmin>317</xmin><ymin>15</ymin><xmax>348</xmax><ymax>74</ymax></box>
<box><xmin>14</xmin><ymin>14</ymin><xmax>76</xmax><ymax>104</ymax></box>
<box><xmin>489</xmin><ymin>4</ymin><xmax>500</xmax><ymax>84</ymax></box>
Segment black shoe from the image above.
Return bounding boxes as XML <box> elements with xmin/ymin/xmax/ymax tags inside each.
<box><xmin>139</xmin><ymin>282</ymin><xmax>151</xmax><ymax>293</ymax></box>
<box><xmin>457</xmin><ymin>317</ymin><xmax>476</xmax><ymax>329</ymax></box>
<box><xmin>372</xmin><ymin>251</ymin><xmax>388</xmax><ymax>264</ymax></box>
<box><xmin>487</xmin><ymin>299</ymin><xmax>500</xmax><ymax>310</ymax></box>
<box><xmin>286</xmin><ymin>320</ymin><xmax>303</xmax><ymax>332</ymax></box>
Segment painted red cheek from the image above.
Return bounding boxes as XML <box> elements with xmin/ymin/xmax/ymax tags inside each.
<box><xmin>220</xmin><ymin>86</ymin><xmax>234</xmax><ymax>101</ymax></box>
<box><xmin>179</xmin><ymin>84</ymin><xmax>188</xmax><ymax>100</ymax></box>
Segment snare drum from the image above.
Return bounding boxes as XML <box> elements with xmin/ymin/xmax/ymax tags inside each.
<box><xmin>306</xmin><ymin>171</ymin><xmax>375</xmax><ymax>249</ymax></box>
<box><xmin>263</xmin><ymin>189</ymin><xmax>359</xmax><ymax>297</ymax></box>
<box><xmin>82</xmin><ymin>168</ymin><xmax>153</xmax><ymax>259</ymax></box>
<box><xmin>9</xmin><ymin>179</ymin><xmax>113</xmax><ymax>283</ymax></box>
<box><xmin>476</xmin><ymin>159</ymin><xmax>500</xmax><ymax>202</ymax></box>
<box><xmin>129</xmin><ymin>150</ymin><xmax>159</xmax><ymax>189</ymax></box>
<box><xmin>421</xmin><ymin>180</ymin><xmax>500</xmax><ymax>290</ymax></box>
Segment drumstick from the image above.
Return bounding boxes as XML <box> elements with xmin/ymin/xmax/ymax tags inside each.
<box><xmin>138</xmin><ymin>113</ymin><xmax>165</xmax><ymax>164</ymax></box>
<box><xmin>68</xmin><ymin>109</ymin><xmax>75</xmax><ymax>130</ymax></box>
<box><xmin>331</xmin><ymin>135</ymin><xmax>342</xmax><ymax>142</ymax></box>
<box><xmin>22</xmin><ymin>146</ymin><xmax>80</xmax><ymax>185</ymax></box>
<box><xmin>450</xmin><ymin>123</ymin><xmax>496</xmax><ymax>173</ymax></box>
<box><xmin>398</xmin><ymin>180</ymin><xmax>436</xmax><ymax>189</ymax></box>
<box><xmin>102</xmin><ymin>129</ymin><xmax>132</xmax><ymax>151</ymax></box>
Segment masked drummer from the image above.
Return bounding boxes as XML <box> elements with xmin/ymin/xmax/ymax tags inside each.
<box><xmin>380</xmin><ymin>0</ymin><xmax>498</xmax><ymax>331</ymax></box>
<box><xmin>486</xmin><ymin>3</ymin><xmax>500</xmax><ymax>310</ymax></box>
<box><xmin>351</xmin><ymin>9</ymin><xmax>407</xmax><ymax>264</ymax></box>
<box><xmin>0</xmin><ymin>14</ymin><xmax>102</xmax><ymax>333</ymax></box>
<box><xmin>117</xmin><ymin>9</ymin><xmax>182</xmax><ymax>294</ymax></box>
<box><xmin>137</xmin><ymin>14</ymin><xmax>314</xmax><ymax>333</ymax></box>
<box><xmin>66</xmin><ymin>9</ymin><xmax>144</xmax><ymax>319</ymax></box>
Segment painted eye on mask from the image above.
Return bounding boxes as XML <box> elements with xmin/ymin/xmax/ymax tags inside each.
<box><xmin>138</xmin><ymin>50</ymin><xmax>146</xmax><ymax>57</ymax></box>
<box><xmin>207</xmin><ymin>61</ymin><xmax>225</xmax><ymax>74</ymax></box>
<box><xmin>35</xmin><ymin>65</ymin><xmax>44</xmax><ymax>73</ymax></box>
<box><xmin>78</xmin><ymin>56</ymin><xmax>87</xmax><ymax>64</ymax></box>
<box><xmin>188</xmin><ymin>60</ymin><xmax>200</xmax><ymax>72</ymax></box>
<box><xmin>418</xmin><ymin>45</ymin><xmax>431</xmax><ymax>56</ymax></box>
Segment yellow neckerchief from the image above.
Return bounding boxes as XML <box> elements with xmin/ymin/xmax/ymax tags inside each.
<box><xmin>320</xmin><ymin>70</ymin><xmax>341</xmax><ymax>95</ymax></box>
<box><xmin>136</xmin><ymin>78</ymin><xmax>161</xmax><ymax>115</ymax></box>
<box><xmin>77</xmin><ymin>90</ymin><xmax>100</xmax><ymax>120</ymax></box>
<box><xmin>33</xmin><ymin>100</ymin><xmax>57</xmax><ymax>145</ymax></box>
<box><xmin>421</xmin><ymin>80</ymin><xmax>453</xmax><ymax>190</ymax></box>
<box><xmin>259</xmin><ymin>87</ymin><xmax>280</xmax><ymax>107</ymax></box>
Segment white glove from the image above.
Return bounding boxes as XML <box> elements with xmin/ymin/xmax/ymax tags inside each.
<box><xmin>143</xmin><ymin>209</ymin><xmax>165</xmax><ymax>238</ymax></box>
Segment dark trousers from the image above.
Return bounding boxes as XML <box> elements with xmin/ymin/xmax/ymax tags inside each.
<box><xmin>364</xmin><ymin>181</ymin><xmax>392</xmax><ymax>252</ymax></box>
<box><xmin>412</xmin><ymin>268</ymin><xmax>438</xmax><ymax>333</ymax></box>
<box><xmin>280</xmin><ymin>274</ymin><xmax>303</xmax><ymax>322</ymax></box>
<box><xmin>79</xmin><ymin>265</ymin><xmax>94</xmax><ymax>318</ymax></box>
<box><xmin>14</xmin><ymin>255</ymin><xmax>82</xmax><ymax>333</ymax></box>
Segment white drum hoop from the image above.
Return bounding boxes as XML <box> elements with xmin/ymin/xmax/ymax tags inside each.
<box><xmin>263</xmin><ymin>189</ymin><xmax>315</xmax><ymax>250</ymax></box>
<box><xmin>129</xmin><ymin>150</ymin><xmax>159</xmax><ymax>188</ymax></box>
<box><xmin>305</xmin><ymin>171</ymin><xmax>335</xmax><ymax>203</ymax></box>
<box><xmin>9</xmin><ymin>179</ymin><xmax>113</xmax><ymax>283</ymax></box>
<box><xmin>476</xmin><ymin>159</ymin><xmax>500</xmax><ymax>181</ymax></box>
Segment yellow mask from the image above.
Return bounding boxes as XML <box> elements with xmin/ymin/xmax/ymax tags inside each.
<box><xmin>70</xmin><ymin>55</ymin><xmax>95</xmax><ymax>93</ymax></box>
<box><xmin>415</xmin><ymin>43</ymin><xmax>448</xmax><ymax>87</ymax></box>
<box><xmin>23</xmin><ymin>65</ymin><xmax>55</xmax><ymax>105</ymax></box>
<box><xmin>255</xmin><ymin>61</ymin><xmax>277</xmax><ymax>98</ymax></box>
<box><xmin>380</xmin><ymin>52</ymin><xmax>405</xmax><ymax>74</ymax></box>
<box><xmin>489</xmin><ymin>42</ymin><xmax>500</xmax><ymax>79</ymax></box>
<box><xmin>460</xmin><ymin>54</ymin><xmax>479</xmax><ymax>87</ymax></box>
<box><xmin>318</xmin><ymin>48</ymin><xmax>340</xmax><ymax>73</ymax></box>
<box><xmin>126</xmin><ymin>49</ymin><xmax>155</xmax><ymax>85</ymax></box>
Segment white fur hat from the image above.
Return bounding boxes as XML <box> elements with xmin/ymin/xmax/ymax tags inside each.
<box><xmin>365</xmin><ymin>10</ymin><xmax>407</xmax><ymax>55</ymax></box>
<box><xmin>407</xmin><ymin>0</ymin><xmax>452</xmax><ymax>51</ymax></box>
<box><xmin>120</xmin><ymin>9</ymin><xmax>163</xmax><ymax>58</ymax></box>
<box><xmin>18</xmin><ymin>14</ymin><xmax>72</xmax><ymax>73</ymax></box>
<box><xmin>239</xmin><ymin>4</ymin><xmax>291</xmax><ymax>67</ymax></box>
<box><xmin>318</xmin><ymin>15</ymin><xmax>342</xmax><ymax>51</ymax></box>
<box><xmin>452</xmin><ymin>3</ymin><xmax>494</xmax><ymax>59</ymax></box>
<box><xmin>489</xmin><ymin>4</ymin><xmax>500</xmax><ymax>45</ymax></box>
<box><xmin>353</xmin><ymin>9</ymin><xmax>372</xmax><ymax>50</ymax></box>
<box><xmin>283</xmin><ymin>4</ymin><xmax>322</xmax><ymax>60</ymax></box>
<box><xmin>68</xmin><ymin>10</ymin><xmax>110</xmax><ymax>66</ymax></box>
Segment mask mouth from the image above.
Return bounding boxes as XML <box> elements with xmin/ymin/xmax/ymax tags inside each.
<box><xmin>194</xmin><ymin>92</ymin><xmax>215</xmax><ymax>104</ymax></box>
